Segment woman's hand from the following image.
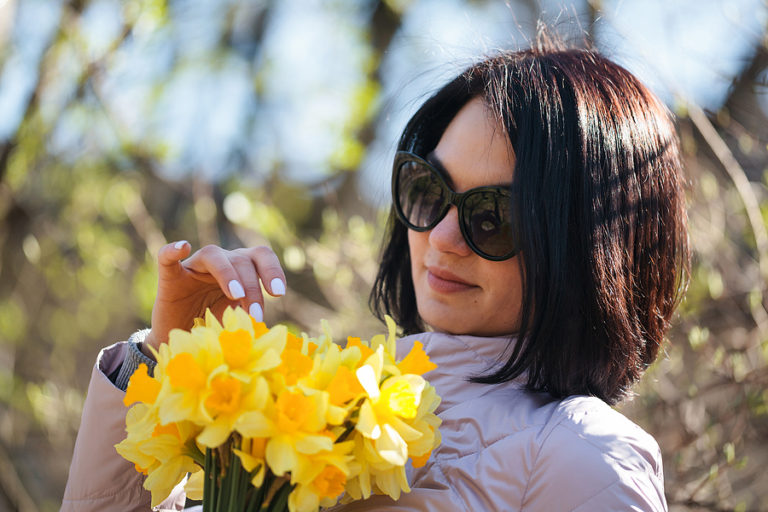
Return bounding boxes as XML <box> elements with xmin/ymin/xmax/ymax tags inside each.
<box><xmin>142</xmin><ymin>241</ymin><xmax>286</xmax><ymax>356</ymax></box>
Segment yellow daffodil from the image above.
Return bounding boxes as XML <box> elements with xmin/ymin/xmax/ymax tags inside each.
<box><xmin>117</xmin><ymin>310</ymin><xmax>441</xmax><ymax>511</ymax></box>
<box><xmin>396</xmin><ymin>340</ymin><xmax>437</xmax><ymax>376</ymax></box>
<box><xmin>153</xmin><ymin>336</ymin><xmax>221</xmax><ymax>426</ymax></box>
<box><xmin>115</xmin><ymin>403</ymin><xmax>159</xmax><ymax>475</ymax></box>
<box><xmin>326</xmin><ymin>364</ymin><xmax>364</xmax><ymax>407</ymax></box>
<box><xmin>115</xmin><ymin>404</ymin><xmax>202</xmax><ymax>507</ymax></box>
<box><xmin>341</xmin><ymin>432</ymin><xmax>410</xmax><ymax>502</ymax></box>
<box><xmin>275</xmin><ymin>343</ymin><xmax>314</xmax><ymax>386</ymax></box>
<box><xmin>196</xmin><ymin>373</ymin><xmax>270</xmax><ymax>448</ymax></box>
<box><xmin>344</xmin><ymin>335</ymin><xmax>442</xmax><ymax>501</ymax></box>
<box><xmin>296</xmin><ymin>342</ymin><xmax>363</xmax><ymax>427</ymax></box>
<box><xmin>235</xmin><ymin>389</ymin><xmax>334</xmax><ymax>477</ymax></box>
<box><xmin>288</xmin><ymin>439</ymin><xmax>353</xmax><ymax>512</ymax></box>
<box><xmin>369</xmin><ymin>316</ymin><xmax>398</xmax><ymax>363</ymax></box>
<box><xmin>184</xmin><ymin>468</ymin><xmax>204</xmax><ymax>501</ymax></box>
<box><xmin>123</xmin><ymin>363</ymin><xmax>161</xmax><ymax>407</ymax></box>
<box><xmin>345</xmin><ymin>336</ymin><xmax>374</xmax><ymax>364</ymax></box>
<box><xmin>140</xmin><ymin>422</ymin><xmax>199</xmax><ymax>508</ymax></box>
<box><xmin>216</xmin><ymin>307</ymin><xmax>286</xmax><ymax>382</ymax></box>
<box><xmin>154</xmin><ymin>307</ymin><xmax>285</xmax><ymax>428</ymax></box>
<box><xmin>233</xmin><ymin>436</ymin><xmax>268</xmax><ymax>487</ymax></box>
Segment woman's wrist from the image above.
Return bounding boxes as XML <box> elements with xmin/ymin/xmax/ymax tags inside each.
<box><xmin>140</xmin><ymin>330</ymin><xmax>158</xmax><ymax>359</ymax></box>
<box><xmin>112</xmin><ymin>330</ymin><xmax>157</xmax><ymax>391</ymax></box>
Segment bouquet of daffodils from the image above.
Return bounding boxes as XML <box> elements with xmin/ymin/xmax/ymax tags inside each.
<box><xmin>116</xmin><ymin>307</ymin><xmax>441</xmax><ymax>512</ymax></box>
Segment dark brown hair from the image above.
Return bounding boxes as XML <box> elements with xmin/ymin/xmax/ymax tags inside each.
<box><xmin>370</xmin><ymin>44</ymin><xmax>690</xmax><ymax>405</ymax></box>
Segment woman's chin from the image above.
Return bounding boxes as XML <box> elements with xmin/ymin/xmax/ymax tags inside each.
<box><xmin>421</xmin><ymin>312</ymin><xmax>517</xmax><ymax>337</ymax></box>
<box><xmin>415</xmin><ymin>289</ymin><xmax>521</xmax><ymax>337</ymax></box>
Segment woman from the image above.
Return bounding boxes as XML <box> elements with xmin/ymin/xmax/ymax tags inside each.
<box><xmin>62</xmin><ymin>43</ymin><xmax>688</xmax><ymax>511</ymax></box>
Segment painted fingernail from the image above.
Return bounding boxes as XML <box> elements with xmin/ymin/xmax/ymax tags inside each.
<box><xmin>228</xmin><ymin>280</ymin><xmax>245</xmax><ymax>299</ymax></box>
<box><xmin>174</xmin><ymin>240</ymin><xmax>188</xmax><ymax>250</ymax></box>
<box><xmin>249</xmin><ymin>303</ymin><xmax>263</xmax><ymax>322</ymax></box>
<box><xmin>270</xmin><ymin>278</ymin><xmax>286</xmax><ymax>296</ymax></box>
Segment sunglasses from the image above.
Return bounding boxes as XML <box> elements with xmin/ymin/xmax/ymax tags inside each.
<box><xmin>392</xmin><ymin>151</ymin><xmax>519</xmax><ymax>261</ymax></box>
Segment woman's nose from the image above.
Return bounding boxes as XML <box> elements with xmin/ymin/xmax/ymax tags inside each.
<box><xmin>428</xmin><ymin>207</ymin><xmax>472</xmax><ymax>256</ymax></box>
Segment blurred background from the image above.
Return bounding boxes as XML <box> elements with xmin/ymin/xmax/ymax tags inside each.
<box><xmin>0</xmin><ymin>0</ymin><xmax>767</xmax><ymax>510</ymax></box>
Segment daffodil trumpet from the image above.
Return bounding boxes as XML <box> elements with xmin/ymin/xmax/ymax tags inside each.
<box><xmin>116</xmin><ymin>307</ymin><xmax>441</xmax><ymax>512</ymax></box>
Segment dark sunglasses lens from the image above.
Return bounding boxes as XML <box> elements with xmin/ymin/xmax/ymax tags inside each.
<box><xmin>397</xmin><ymin>160</ymin><xmax>446</xmax><ymax>229</ymax></box>
<box><xmin>462</xmin><ymin>191</ymin><xmax>516</xmax><ymax>258</ymax></box>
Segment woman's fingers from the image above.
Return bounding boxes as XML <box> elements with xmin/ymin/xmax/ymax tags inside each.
<box><xmin>157</xmin><ymin>240</ymin><xmax>192</xmax><ymax>275</ymax></box>
<box><xmin>232</xmin><ymin>246</ymin><xmax>287</xmax><ymax>321</ymax></box>
<box><xmin>179</xmin><ymin>244</ymin><xmax>287</xmax><ymax>320</ymax></box>
<box><xmin>240</xmin><ymin>246</ymin><xmax>287</xmax><ymax>297</ymax></box>
<box><xmin>183</xmin><ymin>245</ymin><xmax>250</xmax><ymax>302</ymax></box>
<box><xmin>229</xmin><ymin>252</ymin><xmax>265</xmax><ymax>321</ymax></box>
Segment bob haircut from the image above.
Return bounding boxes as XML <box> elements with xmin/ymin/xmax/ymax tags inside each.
<box><xmin>370</xmin><ymin>44</ymin><xmax>690</xmax><ymax>405</ymax></box>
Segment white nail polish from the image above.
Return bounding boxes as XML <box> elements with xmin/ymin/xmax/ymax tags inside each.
<box><xmin>228</xmin><ymin>280</ymin><xmax>245</xmax><ymax>299</ymax></box>
<box><xmin>249</xmin><ymin>303</ymin><xmax>263</xmax><ymax>322</ymax></box>
<box><xmin>174</xmin><ymin>240</ymin><xmax>188</xmax><ymax>250</ymax></box>
<box><xmin>270</xmin><ymin>278</ymin><xmax>286</xmax><ymax>296</ymax></box>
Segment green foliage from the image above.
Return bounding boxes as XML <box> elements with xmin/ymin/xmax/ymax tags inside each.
<box><xmin>618</xmin><ymin>118</ymin><xmax>768</xmax><ymax>510</ymax></box>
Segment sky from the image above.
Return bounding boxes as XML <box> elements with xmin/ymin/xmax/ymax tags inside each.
<box><xmin>0</xmin><ymin>0</ymin><xmax>766</xmax><ymax>202</ymax></box>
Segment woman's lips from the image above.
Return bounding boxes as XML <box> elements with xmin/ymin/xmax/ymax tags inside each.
<box><xmin>426</xmin><ymin>268</ymin><xmax>475</xmax><ymax>293</ymax></box>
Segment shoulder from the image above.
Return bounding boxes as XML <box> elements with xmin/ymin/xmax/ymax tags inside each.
<box><xmin>398</xmin><ymin>333</ymin><xmax>667</xmax><ymax>509</ymax></box>
<box><xmin>417</xmin><ymin>390</ymin><xmax>666</xmax><ymax>511</ymax></box>
<box><xmin>541</xmin><ymin>396</ymin><xmax>663</xmax><ymax>470</ymax></box>
<box><xmin>521</xmin><ymin>395</ymin><xmax>666</xmax><ymax>511</ymax></box>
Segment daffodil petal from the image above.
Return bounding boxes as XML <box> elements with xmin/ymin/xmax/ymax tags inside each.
<box><xmin>398</xmin><ymin>340</ymin><xmax>436</xmax><ymax>375</ymax></box>
<box><xmin>204</xmin><ymin>309</ymin><xmax>222</xmax><ymax>331</ymax></box>
<box><xmin>327</xmin><ymin>405</ymin><xmax>347</xmax><ymax>425</ymax></box>
<box><xmin>289</xmin><ymin>484</ymin><xmax>321</xmax><ymax>512</ymax></box>
<box><xmin>235</xmin><ymin>411</ymin><xmax>272</xmax><ymax>438</ymax></box>
<box><xmin>266</xmin><ymin>437</ymin><xmax>297</xmax><ymax>476</ymax></box>
<box><xmin>384</xmin><ymin>315</ymin><xmax>398</xmax><ymax>358</ymax></box>
<box><xmin>123</xmin><ymin>363</ymin><xmax>161</xmax><ymax>406</ymax></box>
<box><xmin>356</xmin><ymin>400</ymin><xmax>379</xmax><ymax>439</ymax></box>
<box><xmin>144</xmin><ymin>456</ymin><xmax>194</xmax><ymax>507</ymax></box>
<box><xmin>233</xmin><ymin>449</ymin><xmax>262</xmax><ymax>472</ymax></box>
<box><xmin>358</xmin><ymin>463</ymin><xmax>372</xmax><ymax>499</ymax></box>
<box><xmin>251</xmin><ymin>463</ymin><xmax>266</xmax><ymax>488</ymax></box>
<box><xmin>254</xmin><ymin>350</ymin><xmax>282</xmax><ymax>372</ymax></box>
<box><xmin>294</xmin><ymin>434</ymin><xmax>333</xmax><ymax>454</ymax></box>
<box><xmin>185</xmin><ymin>469</ymin><xmax>204</xmax><ymax>501</ymax></box>
<box><xmin>375</xmin><ymin>423</ymin><xmax>408</xmax><ymax>466</ymax></box>
<box><xmin>388</xmin><ymin>416</ymin><xmax>423</xmax><ymax>442</ymax></box>
<box><xmin>196</xmin><ymin>419</ymin><xmax>232</xmax><ymax>448</ymax></box>
<box><xmin>356</xmin><ymin>366</ymin><xmax>379</xmax><ymax>400</ymax></box>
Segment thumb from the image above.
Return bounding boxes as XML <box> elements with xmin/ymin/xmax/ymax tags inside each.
<box><xmin>157</xmin><ymin>240</ymin><xmax>191</xmax><ymax>276</ymax></box>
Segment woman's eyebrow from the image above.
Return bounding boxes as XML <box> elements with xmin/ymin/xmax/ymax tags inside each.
<box><xmin>425</xmin><ymin>151</ymin><xmax>456</xmax><ymax>188</ymax></box>
<box><xmin>426</xmin><ymin>151</ymin><xmax>512</xmax><ymax>189</ymax></box>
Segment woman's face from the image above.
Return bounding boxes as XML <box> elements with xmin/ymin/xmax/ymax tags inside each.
<box><xmin>408</xmin><ymin>97</ymin><xmax>524</xmax><ymax>336</ymax></box>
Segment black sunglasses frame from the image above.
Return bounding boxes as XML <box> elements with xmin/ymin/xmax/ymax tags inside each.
<box><xmin>392</xmin><ymin>151</ymin><xmax>519</xmax><ymax>261</ymax></box>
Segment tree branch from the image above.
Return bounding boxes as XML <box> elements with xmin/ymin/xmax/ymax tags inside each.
<box><xmin>687</xmin><ymin>102</ymin><xmax>768</xmax><ymax>336</ymax></box>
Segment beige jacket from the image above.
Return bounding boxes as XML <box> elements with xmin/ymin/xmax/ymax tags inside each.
<box><xmin>62</xmin><ymin>333</ymin><xmax>667</xmax><ymax>511</ymax></box>
<box><xmin>61</xmin><ymin>342</ymin><xmax>186</xmax><ymax>511</ymax></box>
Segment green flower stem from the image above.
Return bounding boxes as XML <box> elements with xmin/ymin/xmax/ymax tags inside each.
<box><xmin>224</xmin><ymin>443</ymin><xmax>239</xmax><ymax>510</ymax></box>
<box><xmin>246</xmin><ymin>470</ymin><xmax>274</xmax><ymax>512</ymax></box>
<box><xmin>204</xmin><ymin>438</ymin><xmax>291</xmax><ymax>512</ymax></box>
<box><xmin>185</xmin><ymin>440</ymin><xmax>206</xmax><ymax>467</ymax></box>
<box><xmin>265</xmin><ymin>480</ymin><xmax>294</xmax><ymax>512</ymax></box>
<box><xmin>215</xmin><ymin>449</ymin><xmax>225</xmax><ymax>511</ymax></box>
<box><xmin>335</xmin><ymin>423</ymin><xmax>356</xmax><ymax>443</ymax></box>
<box><xmin>235</xmin><ymin>457</ymin><xmax>249</xmax><ymax>511</ymax></box>
<box><xmin>229</xmin><ymin>436</ymin><xmax>247</xmax><ymax>511</ymax></box>
<box><xmin>203</xmin><ymin>448</ymin><xmax>214</xmax><ymax>511</ymax></box>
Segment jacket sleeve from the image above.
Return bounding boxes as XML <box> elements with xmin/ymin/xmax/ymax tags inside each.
<box><xmin>325</xmin><ymin>488</ymin><xmax>459</xmax><ymax>512</ymax></box>
<box><xmin>521</xmin><ymin>401</ymin><xmax>668</xmax><ymax>512</ymax></box>
<box><xmin>61</xmin><ymin>341</ymin><xmax>186</xmax><ymax>512</ymax></box>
